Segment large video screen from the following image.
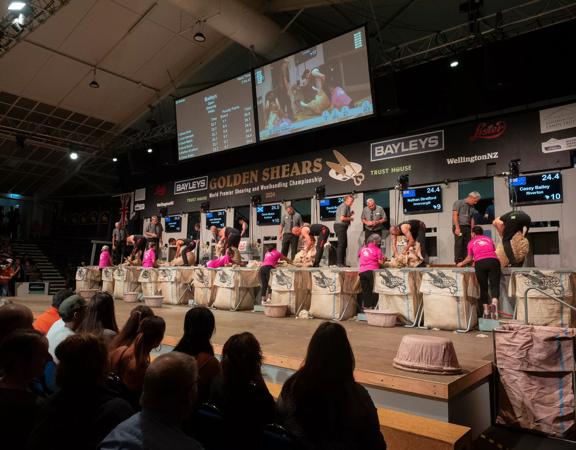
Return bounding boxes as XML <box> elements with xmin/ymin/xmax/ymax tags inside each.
<box><xmin>319</xmin><ymin>197</ymin><xmax>344</xmax><ymax>221</ymax></box>
<box><xmin>403</xmin><ymin>185</ymin><xmax>443</xmax><ymax>215</ymax></box>
<box><xmin>509</xmin><ymin>171</ymin><xmax>563</xmax><ymax>205</ymax></box>
<box><xmin>176</xmin><ymin>73</ymin><xmax>256</xmax><ymax>160</ymax></box>
<box><xmin>255</xmin><ymin>27</ymin><xmax>373</xmax><ymax>141</ymax></box>
<box><xmin>256</xmin><ymin>204</ymin><xmax>281</xmax><ymax>226</ymax></box>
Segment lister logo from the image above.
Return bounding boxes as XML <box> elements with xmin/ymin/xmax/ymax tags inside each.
<box><xmin>370</xmin><ymin>130</ymin><xmax>444</xmax><ymax>161</ymax></box>
<box><xmin>174</xmin><ymin>176</ymin><xmax>208</xmax><ymax>195</ymax></box>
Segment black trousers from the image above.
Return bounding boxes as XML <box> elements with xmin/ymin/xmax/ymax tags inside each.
<box><xmin>259</xmin><ymin>265</ymin><xmax>273</xmax><ymax>300</ymax></box>
<box><xmin>181</xmin><ymin>243</ymin><xmax>196</xmax><ymax>266</ymax></box>
<box><xmin>333</xmin><ymin>223</ymin><xmax>348</xmax><ymax>266</ymax></box>
<box><xmin>502</xmin><ymin>212</ymin><xmax>531</xmax><ymax>266</ymax></box>
<box><xmin>359</xmin><ymin>271</ymin><xmax>378</xmax><ymax>310</ymax></box>
<box><xmin>281</xmin><ymin>233</ymin><xmax>299</xmax><ymax>259</ymax></box>
<box><xmin>453</xmin><ymin>225</ymin><xmax>471</xmax><ymax>263</ymax></box>
<box><xmin>475</xmin><ymin>258</ymin><xmax>501</xmax><ymax>309</ymax></box>
<box><xmin>113</xmin><ymin>242</ymin><xmax>126</xmax><ymax>265</ymax></box>
<box><xmin>414</xmin><ymin>222</ymin><xmax>427</xmax><ymax>260</ymax></box>
<box><xmin>364</xmin><ymin>229</ymin><xmax>382</xmax><ymax>244</ymax></box>
<box><xmin>313</xmin><ymin>226</ymin><xmax>330</xmax><ymax>267</ymax></box>
<box><xmin>227</xmin><ymin>232</ymin><xmax>241</xmax><ymax>249</ymax></box>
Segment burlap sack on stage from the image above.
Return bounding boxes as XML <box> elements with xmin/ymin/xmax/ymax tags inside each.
<box><xmin>192</xmin><ymin>268</ymin><xmax>215</xmax><ymax>307</ymax></box>
<box><xmin>138</xmin><ymin>268</ymin><xmax>160</xmax><ymax>297</ymax></box>
<box><xmin>157</xmin><ymin>267</ymin><xmax>194</xmax><ymax>305</ymax></box>
<box><xmin>212</xmin><ymin>268</ymin><xmax>259</xmax><ymax>311</ymax></box>
<box><xmin>375</xmin><ymin>269</ymin><xmax>423</xmax><ymax>324</ymax></box>
<box><xmin>420</xmin><ymin>270</ymin><xmax>479</xmax><ymax>330</ymax></box>
<box><xmin>75</xmin><ymin>266</ymin><xmax>101</xmax><ymax>291</ymax></box>
<box><xmin>113</xmin><ymin>266</ymin><xmax>142</xmax><ymax>299</ymax></box>
<box><xmin>496</xmin><ymin>232</ymin><xmax>529</xmax><ymax>267</ymax></box>
<box><xmin>495</xmin><ymin>324</ymin><xmax>576</xmax><ymax>437</ymax></box>
<box><xmin>101</xmin><ymin>267</ymin><xmax>115</xmax><ymax>294</ymax></box>
<box><xmin>270</xmin><ymin>269</ymin><xmax>312</xmax><ymax>315</ymax></box>
<box><xmin>309</xmin><ymin>269</ymin><xmax>360</xmax><ymax>321</ymax></box>
<box><xmin>509</xmin><ymin>270</ymin><xmax>575</xmax><ymax>327</ymax></box>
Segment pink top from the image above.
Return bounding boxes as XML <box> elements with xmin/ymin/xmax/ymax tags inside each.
<box><xmin>467</xmin><ymin>235</ymin><xmax>497</xmax><ymax>262</ymax></box>
<box><xmin>98</xmin><ymin>250</ymin><xmax>112</xmax><ymax>268</ymax></box>
<box><xmin>142</xmin><ymin>248</ymin><xmax>155</xmax><ymax>268</ymax></box>
<box><xmin>262</xmin><ymin>249</ymin><xmax>283</xmax><ymax>267</ymax></box>
<box><xmin>207</xmin><ymin>254</ymin><xmax>231</xmax><ymax>268</ymax></box>
<box><xmin>358</xmin><ymin>243</ymin><xmax>383</xmax><ymax>273</ymax></box>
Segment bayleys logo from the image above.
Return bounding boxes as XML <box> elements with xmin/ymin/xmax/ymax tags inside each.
<box><xmin>326</xmin><ymin>150</ymin><xmax>365</xmax><ymax>186</ymax></box>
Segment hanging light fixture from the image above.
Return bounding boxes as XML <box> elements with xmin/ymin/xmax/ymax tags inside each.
<box><xmin>193</xmin><ymin>20</ymin><xmax>207</xmax><ymax>43</ymax></box>
<box><xmin>89</xmin><ymin>67</ymin><xmax>100</xmax><ymax>89</ymax></box>
<box><xmin>8</xmin><ymin>2</ymin><xmax>26</xmax><ymax>11</ymax></box>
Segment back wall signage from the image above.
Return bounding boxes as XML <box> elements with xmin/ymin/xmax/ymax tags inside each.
<box><xmin>142</xmin><ymin>107</ymin><xmax>572</xmax><ymax>215</ymax></box>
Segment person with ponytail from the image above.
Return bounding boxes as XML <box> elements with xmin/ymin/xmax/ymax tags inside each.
<box><xmin>173</xmin><ymin>306</ymin><xmax>220</xmax><ymax>403</ymax></box>
<box><xmin>109</xmin><ymin>316</ymin><xmax>166</xmax><ymax>406</ymax></box>
<box><xmin>110</xmin><ymin>305</ymin><xmax>155</xmax><ymax>350</ymax></box>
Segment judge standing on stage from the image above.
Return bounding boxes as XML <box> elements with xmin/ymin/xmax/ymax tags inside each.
<box><xmin>361</xmin><ymin>198</ymin><xmax>387</xmax><ymax>244</ymax></box>
<box><xmin>452</xmin><ymin>192</ymin><xmax>481</xmax><ymax>263</ymax></box>
<box><xmin>334</xmin><ymin>195</ymin><xmax>354</xmax><ymax>267</ymax></box>
<box><xmin>279</xmin><ymin>205</ymin><xmax>303</xmax><ymax>259</ymax></box>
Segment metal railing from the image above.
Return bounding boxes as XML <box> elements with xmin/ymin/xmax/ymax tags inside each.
<box><xmin>521</xmin><ymin>287</ymin><xmax>576</xmax><ymax>325</ymax></box>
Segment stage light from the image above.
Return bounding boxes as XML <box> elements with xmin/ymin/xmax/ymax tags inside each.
<box><xmin>112</xmin><ymin>157</ymin><xmax>118</xmax><ymax>162</ymax></box>
<box><xmin>89</xmin><ymin>67</ymin><xmax>99</xmax><ymax>88</ymax></box>
<box><xmin>147</xmin><ymin>147</ymin><xmax>153</xmax><ymax>154</ymax></box>
<box><xmin>200</xmin><ymin>201</ymin><xmax>210</xmax><ymax>213</ymax></box>
<box><xmin>69</xmin><ymin>152</ymin><xmax>79</xmax><ymax>160</ymax></box>
<box><xmin>398</xmin><ymin>174</ymin><xmax>410</xmax><ymax>190</ymax></box>
<box><xmin>315</xmin><ymin>185</ymin><xmax>326</xmax><ymax>200</ymax></box>
<box><xmin>449</xmin><ymin>60</ymin><xmax>459</xmax><ymax>68</ymax></box>
<box><xmin>251</xmin><ymin>195</ymin><xmax>262</xmax><ymax>206</ymax></box>
<box><xmin>509</xmin><ymin>159</ymin><xmax>520</xmax><ymax>178</ymax></box>
<box><xmin>193</xmin><ymin>32</ymin><xmax>206</xmax><ymax>43</ymax></box>
<box><xmin>193</xmin><ymin>19</ymin><xmax>207</xmax><ymax>43</ymax></box>
<box><xmin>8</xmin><ymin>2</ymin><xmax>26</xmax><ymax>11</ymax></box>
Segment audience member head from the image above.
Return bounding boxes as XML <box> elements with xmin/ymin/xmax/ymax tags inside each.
<box><xmin>58</xmin><ymin>295</ymin><xmax>87</xmax><ymax>330</ymax></box>
<box><xmin>472</xmin><ymin>225</ymin><xmax>484</xmax><ymax>237</ymax></box>
<box><xmin>221</xmin><ymin>332</ymin><xmax>263</xmax><ymax>386</ymax></box>
<box><xmin>78</xmin><ymin>292</ymin><xmax>119</xmax><ymax>335</ymax></box>
<box><xmin>55</xmin><ymin>334</ymin><xmax>109</xmax><ymax>390</ymax></box>
<box><xmin>366</xmin><ymin>233</ymin><xmax>382</xmax><ymax>247</ymax></box>
<box><xmin>52</xmin><ymin>287</ymin><xmax>74</xmax><ymax>309</ymax></box>
<box><xmin>132</xmin><ymin>316</ymin><xmax>166</xmax><ymax>365</ymax></box>
<box><xmin>0</xmin><ymin>330</ymin><xmax>48</xmax><ymax>387</ymax></box>
<box><xmin>112</xmin><ymin>305</ymin><xmax>155</xmax><ymax>349</ymax></box>
<box><xmin>174</xmin><ymin>306</ymin><xmax>215</xmax><ymax>357</ymax></box>
<box><xmin>140</xmin><ymin>352</ymin><xmax>198</xmax><ymax>423</ymax></box>
<box><xmin>0</xmin><ymin>303</ymin><xmax>33</xmax><ymax>344</ymax></box>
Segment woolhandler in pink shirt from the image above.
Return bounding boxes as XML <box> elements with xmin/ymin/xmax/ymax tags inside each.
<box><xmin>98</xmin><ymin>245</ymin><xmax>112</xmax><ymax>268</ymax></box>
<box><xmin>259</xmin><ymin>247</ymin><xmax>289</xmax><ymax>302</ymax></box>
<box><xmin>358</xmin><ymin>234</ymin><xmax>387</xmax><ymax>311</ymax></box>
<box><xmin>457</xmin><ymin>226</ymin><xmax>501</xmax><ymax>319</ymax></box>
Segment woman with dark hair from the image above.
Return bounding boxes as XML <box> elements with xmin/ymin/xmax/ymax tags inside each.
<box><xmin>278</xmin><ymin>322</ymin><xmax>386</xmax><ymax>450</ymax></box>
<box><xmin>77</xmin><ymin>292</ymin><xmax>119</xmax><ymax>342</ymax></box>
<box><xmin>173</xmin><ymin>306</ymin><xmax>220</xmax><ymax>403</ymax></box>
<box><xmin>110</xmin><ymin>305</ymin><xmax>155</xmax><ymax>350</ymax></box>
<box><xmin>210</xmin><ymin>332</ymin><xmax>275</xmax><ymax>448</ymax></box>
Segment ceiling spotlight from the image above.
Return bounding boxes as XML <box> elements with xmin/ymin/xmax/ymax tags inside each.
<box><xmin>69</xmin><ymin>152</ymin><xmax>79</xmax><ymax>160</ymax></box>
<box><xmin>193</xmin><ymin>19</ymin><xmax>207</xmax><ymax>43</ymax></box>
<box><xmin>449</xmin><ymin>60</ymin><xmax>459</xmax><ymax>68</ymax></box>
<box><xmin>89</xmin><ymin>67</ymin><xmax>99</xmax><ymax>89</ymax></box>
<box><xmin>8</xmin><ymin>2</ymin><xmax>26</xmax><ymax>11</ymax></box>
<box><xmin>147</xmin><ymin>148</ymin><xmax>153</xmax><ymax>154</ymax></box>
<box><xmin>112</xmin><ymin>157</ymin><xmax>118</xmax><ymax>162</ymax></box>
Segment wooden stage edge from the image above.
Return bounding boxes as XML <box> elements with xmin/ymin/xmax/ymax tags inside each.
<box><xmin>15</xmin><ymin>295</ymin><xmax>493</xmax><ymax>402</ymax></box>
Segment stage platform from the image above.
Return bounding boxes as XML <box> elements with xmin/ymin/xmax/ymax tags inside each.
<box><xmin>14</xmin><ymin>295</ymin><xmax>494</xmax><ymax>437</ymax></box>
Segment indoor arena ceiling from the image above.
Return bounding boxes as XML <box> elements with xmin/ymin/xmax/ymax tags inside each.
<box><xmin>1</xmin><ymin>0</ymin><xmax>575</xmax><ymax>198</ymax></box>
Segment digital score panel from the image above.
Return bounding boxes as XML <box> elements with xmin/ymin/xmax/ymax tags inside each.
<box><xmin>205</xmin><ymin>211</ymin><xmax>227</xmax><ymax>229</ymax></box>
<box><xmin>256</xmin><ymin>204</ymin><xmax>281</xmax><ymax>226</ymax></box>
<box><xmin>176</xmin><ymin>73</ymin><xmax>256</xmax><ymax>160</ymax></box>
<box><xmin>509</xmin><ymin>171</ymin><xmax>563</xmax><ymax>205</ymax></box>
<box><xmin>403</xmin><ymin>185</ymin><xmax>443</xmax><ymax>214</ymax></box>
<box><xmin>319</xmin><ymin>197</ymin><xmax>344</xmax><ymax>221</ymax></box>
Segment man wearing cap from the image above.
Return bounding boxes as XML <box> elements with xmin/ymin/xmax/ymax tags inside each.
<box><xmin>46</xmin><ymin>295</ymin><xmax>86</xmax><ymax>362</ymax></box>
<box><xmin>33</xmin><ymin>287</ymin><xmax>74</xmax><ymax>334</ymax></box>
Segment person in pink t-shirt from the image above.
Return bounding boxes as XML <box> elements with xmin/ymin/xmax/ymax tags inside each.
<box><xmin>142</xmin><ymin>243</ymin><xmax>156</xmax><ymax>268</ymax></box>
<box><xmin>259</xmin><ymin>247</ymin><xmax>289</xmax><ymax>302</ymax></box>
<box><xmin>457</xmin><ymin>226</ymin><xmax>501</xmax><ymax>318</ymax></box>
<box><xmin>206</xmin><ymin>249</ymin><xmax>234</xmax><ymax>269</ymax></box>
<box><xmin>99</xmin><ymin>245</ymin><xmax>112</xmax><ymax>269</ymax></box>
<box><xmin>357</xmin><ymin>234</ymin><xmax>386</xmax><ymax>311</ymax></box>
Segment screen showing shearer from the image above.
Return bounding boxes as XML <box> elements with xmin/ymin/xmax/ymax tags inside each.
<box><xmin>176</xmin><ymin>73</ymin><xmax>256</xmax><ymax>160</ymax></box>
<box><xmin>205</xmin><ymin>210</ymin><xmax>227</xmax><ymax>229</ymax></box>
<box><xmin>509</xmin><ymin>171</ymin><xmax>563</xmax><ymax>205</ymax></box>
<box><xmin>255</xmin><ymin>27</ymin><xmax>374</xmax><ymax>141</ymax></box>
<box><xmin>402</xmin><ymin>185</ymin><xmax>443</xmax><ymax>214</ymax></box>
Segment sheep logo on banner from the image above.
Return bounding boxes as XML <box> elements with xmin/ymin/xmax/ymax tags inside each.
<box><xmin>520</xmin><ymin>270</ymin><xmax>564</xmax><ymax>297</ymax></box>
<box><xmin>140</xmin><ymin>270</ymin><xmax>151</xmax><ymax>280</ymax></box>
<box><xmin>428</xmin><ymin>271</ymin><xmax>458</xmax><ymax>295</ymax></box>
<box><xmin>313</xmin><ymin>271</ymin><xmax>337</xmax><ymax>293</ymax></box>
<box><xmin>217</xmin><ymin>270</ymin><xmax>232</xmax><ymax>287</ymax></box>
<box><xmin>195</xmin><ymin>269</ymin><xmax>209</xmax><ymax>287</ymax></box>
<box><xmin>326</xmin><ymin>150</ymin><xmax>365</xmax><ymax>186</ymax></box>
<box><xmin>76</xmin><ymin>267</ymin><xmax>87</xmax><ymax>280</ymax></box>
<box><xmin>274</xmin><ymin>270</ymin><xmax>293</xmax><ymax>290</ymax></box>
<box><xmin>378</xmin><ymin>269</ymin><xmax>407</xmax><ymax>294</ymax></box>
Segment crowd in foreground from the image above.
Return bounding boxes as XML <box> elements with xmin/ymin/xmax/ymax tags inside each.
<box><xmin>0</xmin><ymin>288</ymin><xmax>387</xmax><ymax>450</ymax></box>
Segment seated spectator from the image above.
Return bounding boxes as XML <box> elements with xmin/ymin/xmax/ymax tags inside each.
<box><xmin>210</xmin><ymin>332</ymin><xmax>275</xmax><ymax>448</ymax></box>
<box><xmin>110</xmin><ymin>305</ymin><xmax>155</xmax><ymax>350</ymax></box>
<box><xmin>0</xmin><ymin>258</ymin><xmax>14</xmax><ymax>297</ymax></box>
<box><xmin>0</xmin><ymin>302</ymin><xmax>34</xmax><ymax>344</ymax></box>
<box><xmin>77</xmin><ymin>292</ymin><xmax>119</xmax><ymax>342</ymax></box>
<box><xmin>173</xmin><ymin>307</ymin><xmax>220</xmax><ymax>403</ymax></box>
<box><xmin>109</xmin><ymin>316</ymin><xmax>166</xmax><ymax>407</ymax></box>
<box><xmin>278</xmin><ymin>322</ymin><xmax>386</xmax><ymax>450</ymax></box>
<box><xmin>33</xmin><ymin>287</ymin><xmax>74</xmax><ymax>334</ymax></box>
<box><xmin>0</xmin><ymin>330</ymin><xmax>49</xmax><ymax>450</ymax></box>
<box><xmin>46</xmin><ymin>295</ymin><xmax>87</xmax><ymax>362</ymax></box>
<box><xmin>27</xmin><ymin>334</ymin><xmax>134</xmax><ymax>450</ymax></box>
<box><xmin>100</xmin><ymin>352</ymin><xmax>203</xmax><ymax>450</ymax></box>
